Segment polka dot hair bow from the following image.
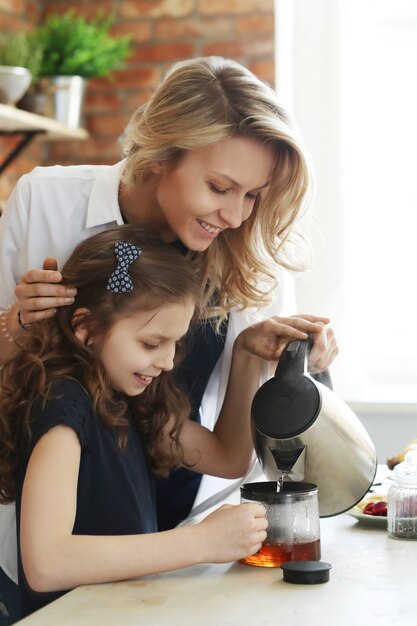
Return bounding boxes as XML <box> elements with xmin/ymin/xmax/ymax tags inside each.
<box><xmin>107</xmin><ymin>241</ymin><xmax>142</xmax><ymax>294</ymax></box>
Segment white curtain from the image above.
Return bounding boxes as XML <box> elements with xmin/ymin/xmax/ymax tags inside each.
<box><xmin>275</xmin><ymin>0</ymin><xmax>417</xmax><ymax>408</ymax></box>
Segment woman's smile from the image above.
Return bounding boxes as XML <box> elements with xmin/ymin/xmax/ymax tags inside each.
<box><xmin>196</xmin><ymin>218</ymin><xmax>222</xmax><ymax>237</ymax></box>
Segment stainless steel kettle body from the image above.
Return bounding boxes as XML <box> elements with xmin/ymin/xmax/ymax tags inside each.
<box><xmin>251</xmin><ymin>340</ymin><xmax>377</xmax><ymax>517</ymax></box>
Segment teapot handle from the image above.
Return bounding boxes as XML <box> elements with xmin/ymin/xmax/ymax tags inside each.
<box><xmin>275</xmin><ymin>337</ymin><xmax>333</xmax><ymax>390</ymax></box>
<box><xmin>274</xmin><ymin>337</ymin><xmax>311</xmax><ymax>379</ymax></box>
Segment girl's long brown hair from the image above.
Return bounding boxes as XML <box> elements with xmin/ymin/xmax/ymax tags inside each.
<box><xmin>0</xmin><ymin>225</ymin><xmax>202</xmax><ymax>504</ymax></box>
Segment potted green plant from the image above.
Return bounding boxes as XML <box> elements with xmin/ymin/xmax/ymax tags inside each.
<box><xmin>0</xmin><ymin>32</ymin><xmax>43</xmax><ymax>105</ymax></box>
<box><xmin>30</xmin><ymin>10</ymin><xmax>132</xmax><ymax>127</ymax></box>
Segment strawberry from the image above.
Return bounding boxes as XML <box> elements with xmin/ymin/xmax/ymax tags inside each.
<box><xmin>363</xmin><ymin>502</ymin><xmax>375</xmax><ymax>514</ymax></box>
<box><xmin>372</xmin><ymin>501</ymin><xmax>388</xmax><ymax>516</ymax></box>
<box><xmin>362</xmin><ymin>500</ymin><xmax>387</xmax><ymax>516</ymax></box>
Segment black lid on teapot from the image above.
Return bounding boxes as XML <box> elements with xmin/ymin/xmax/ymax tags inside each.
<box><xmin>252</xmin><ymin>339</ymin><xmax>321</xmax><ymax>439</ymax></box>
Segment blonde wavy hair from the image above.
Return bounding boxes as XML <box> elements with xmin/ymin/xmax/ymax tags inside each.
<box><xmin>122</xmin><ymin>56</ymin><xmax>312</xmax><ymax>319</ymax></box>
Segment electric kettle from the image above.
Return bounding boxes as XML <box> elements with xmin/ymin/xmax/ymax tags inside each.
<box><xmin>251</xmin><ymin>339</ymin><xmax>377</xmax><ymax>517</ymax></box>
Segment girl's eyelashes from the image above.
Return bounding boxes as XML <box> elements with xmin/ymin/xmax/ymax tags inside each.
<box><xmin>141</xmin><ymin>339</ymin><xmax>182</xmax><ymax>351</ymax></box>
<box><xmin>142</xmin><ymin>342</ymin><xmax>159</xmax><ymax>351</ymax></box>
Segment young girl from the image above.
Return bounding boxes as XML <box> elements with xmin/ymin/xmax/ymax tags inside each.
<box><xmin>0</xmin><ymin>57</ymin><xmax>338</xmax><ymax>602</ymax></box>
<box><xmin>0</xmin><ymin>224</ymin><xmax>320</xmax><ymax>618</ymax></box>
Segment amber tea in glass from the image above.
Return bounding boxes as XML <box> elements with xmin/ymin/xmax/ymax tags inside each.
<box><xmin>240</xmin><ymin>481</ymin><xmax>320</xmax><ymax>568</ymax></box>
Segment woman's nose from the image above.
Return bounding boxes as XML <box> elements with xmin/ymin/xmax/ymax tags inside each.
<box><xmin>218</xmin><ymin>198</ymin><xmax>248</xmax><ymax>229</ymax></box>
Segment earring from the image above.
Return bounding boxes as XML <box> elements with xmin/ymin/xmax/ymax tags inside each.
<box><xmin>86</xmin><ymin>337</ymin><xmax>93</xmax><ymax>346</ymax></box>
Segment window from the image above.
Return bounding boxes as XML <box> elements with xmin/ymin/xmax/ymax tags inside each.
<box><xmin>275</xmin><ymin>0</ymin><xmax>417</xmax><ymax>406</ymax></box>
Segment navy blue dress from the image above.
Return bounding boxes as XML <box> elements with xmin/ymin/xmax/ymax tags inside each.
<box><xmin>15</xmin><ymin>379</ymin><xmax>157</xmax><ymax>617</ymax></box>
<box><xmin>155</xmin><ymin>316</ymin><xmax>228</xmax><ymax>530</ymax></box>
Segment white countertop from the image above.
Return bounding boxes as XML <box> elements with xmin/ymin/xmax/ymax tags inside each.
<box><xmin>16</xmin><ymin>510</ymin><xmax>416</xmax><ymax>626</ymax></box>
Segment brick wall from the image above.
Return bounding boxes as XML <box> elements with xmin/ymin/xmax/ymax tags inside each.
<box><xmin>0</xmin><ymin>0</ymin><xmax>43</xmax><ymax>207</ymax></box>
<box><xmin>1</xmin><ymin>0</ymin><xmax>275</xmax><ymax>204</ymax></box>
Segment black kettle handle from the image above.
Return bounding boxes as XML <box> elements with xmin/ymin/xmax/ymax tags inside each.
<box><xmin>274</xmin><ymin>337</ymin><xmax>312</xmax><ymax>379</ymax></box>
<box><xmin>274</xmin><ymin>337</ymin><xmax>333</xmax><ymax>390</ymax></box>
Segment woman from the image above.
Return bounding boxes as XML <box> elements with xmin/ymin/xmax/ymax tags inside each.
<box><xmin>0</xmin><ymin>57</ymin><xmax>337</xmax><ymax>604</ymax></box>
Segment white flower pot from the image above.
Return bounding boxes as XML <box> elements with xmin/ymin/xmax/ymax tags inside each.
<box><xmin>0</xmin><ymin>65</ymin><xmax>32</xmax><ymax>105</ymax></box>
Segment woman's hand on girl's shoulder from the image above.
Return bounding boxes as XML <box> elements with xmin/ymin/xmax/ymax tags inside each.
<box><xmin>15</xmin><ymin>257</ymin><xmax>77</xmax><ymax>325</ymax></box>
<box><xmin>197</xmin><ymin>503</ymin><xmax>267</xmax><ymax>564</ymax></box>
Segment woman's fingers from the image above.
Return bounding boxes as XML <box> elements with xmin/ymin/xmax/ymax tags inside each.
<box><xmin>235</xmin><ymin>314</ymin><xmax>338</xmax><ymax>369</ymax></box>
<box><xmin>287</xmin><ymin>313</ymin><xmax>330</xmax><ymax>325</ymax></box>
<box><xmin>18</xmin><ymin>307</ymin><xmax>58</xmax><ymax>325</ymax></box>
<box><xmin>278</xmin><ymin>316</ymin><xmax>338</xmax><ymax>373</ymax></box>
<box><xmin>14</xmin><ymin>260</ymin><xmax>77</xmax><ymax>325</ymax></box>
<box><xmin>17</xmin><ymin>267</ymin><xmax>62</xmax><ymax>287</ymax></box>
<box><xmin>269</xmin><ymin>315</ymin><xmax>329</xmax><ymax>335</ymax></box>
<box><xmin>42</xmin><ymin>257</ymin><xmax>59</xmax><ymax>272</ymax></box>
<box><xmin>18</xmin><ymin>294</ymin><xmax>75</xmax><ymax>325</ymax></box>
<box><xmin>236</xmin><ymin>317</ymin><xmax>312</xmax><ymax>361</ymax></box>
<box><xmin>308</xmin><ymin>324</ymin><xmax>339</xmax><ymax>373</ymax></box>
<box><xmin>16</xmin><ymin>282</ymin><xmax>74</xmax><ymax>300</ymax></box>
<box><xmin>265</xmin><ymin>316</ymin><xmax>329</xmax><ymax>345</ymax></box>
<box><xmin>19</xmin><ymin>295</ymin><xmax>75</xmax><ymax>312</ymax></box>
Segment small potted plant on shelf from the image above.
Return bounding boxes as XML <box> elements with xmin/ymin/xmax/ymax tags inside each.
<box><xmin>27</xmin><ymin>10</ymin><xmax>132</xmax><ymax>128</ymax></box>
<box><xmin>0</xmin><ymin>32</ymin><xmax>43</xmax><ymax>106</ymax></box>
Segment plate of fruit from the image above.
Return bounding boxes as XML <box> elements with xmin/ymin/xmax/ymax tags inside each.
<box><xmin>347</xmin><ymin>495</ymin><xmax>388</xmax><ymax>528</ymax></box>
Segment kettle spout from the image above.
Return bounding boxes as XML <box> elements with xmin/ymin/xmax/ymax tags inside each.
<box><xmin>270</xmin><ymin>446</ymin><xmax>306</xmax><ymax>482</ymax></box>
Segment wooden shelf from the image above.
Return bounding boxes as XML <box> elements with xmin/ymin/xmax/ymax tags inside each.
<box><xmin>0</xmin><ymin>103</ymin><xmax>88</xmax><ymax>140</ymax></box>
<box><xmin>0</xmin><ymin>103</ymin><xmax>89</xmax><ymax>175</ymax></box>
